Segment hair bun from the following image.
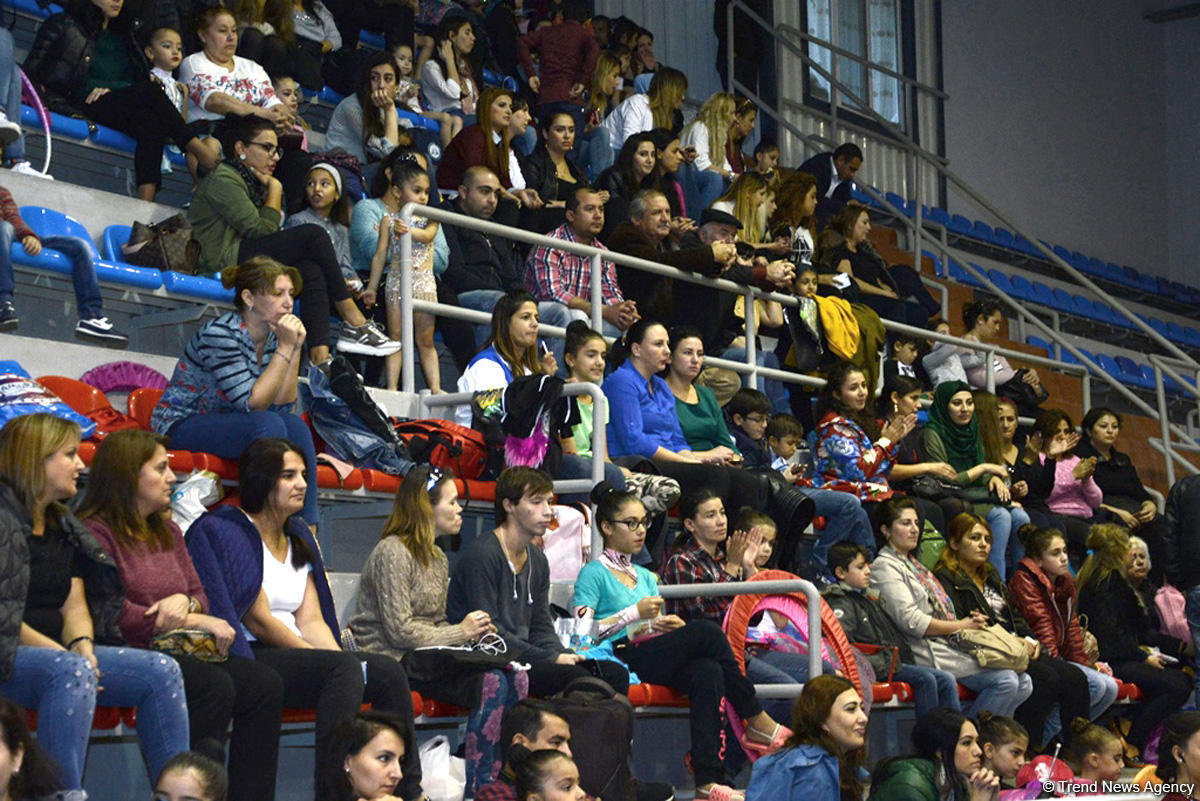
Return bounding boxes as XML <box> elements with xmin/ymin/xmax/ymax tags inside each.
<box><xmin>506</xmin><ymin>743</ymin><xmax>534</xmax><ymax>769</ymax></box>
<box><xmin>589</xmin><ymin>480</ymin><xmax>616</xmax><ymax>506</ymax></box>
<box><xmin>565</xmin><ymin>319</ymin><xmax>591</xmax><ymax>337</ymax></box>
<box><xmin>219</xmin><ymin>265</ymin><xmax>240</xmax><ymax>289</ymax></box>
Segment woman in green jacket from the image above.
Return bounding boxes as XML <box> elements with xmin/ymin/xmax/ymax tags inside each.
<box><xmin>918</xmin><ymin>381</ymin><xmax>1031</xmax><ymax>579</ymax></box>
<box><xmin>869</xmin><ymin>707</ymin><xmax>999</xmax><ymax>801</ymax></box>
<box><xmin>189</xmin><ymin>113</ymin><xmax>399</xmax><ymax>366</ymax></box>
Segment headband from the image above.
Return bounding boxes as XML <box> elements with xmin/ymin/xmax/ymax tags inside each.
<box><xmin>309</xmin><ymin>162</ymin><xmax>342</xmax><ymax>196</ymax></box>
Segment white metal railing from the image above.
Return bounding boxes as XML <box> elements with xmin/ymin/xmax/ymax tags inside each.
<box><xmin>725</xmin><ymin>0</ymin><xmax>1200</xmax><ymax>484</ymax></box>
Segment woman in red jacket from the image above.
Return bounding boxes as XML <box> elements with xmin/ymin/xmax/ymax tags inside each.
<box><xmin>1008</xmin><ymin>525</ymin><xmax>1118</xmax><ymax>740</ymax></box>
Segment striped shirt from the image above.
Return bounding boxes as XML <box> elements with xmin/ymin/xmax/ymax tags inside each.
<box><xmin>150</xmin><ymin>311</ymin><xmax>290</xmax><ymax>433</ymax></box>
<box><xmin>524</xmin><ymin>224</ymin><xmax>623</xmax><ymax>307</ymax></box>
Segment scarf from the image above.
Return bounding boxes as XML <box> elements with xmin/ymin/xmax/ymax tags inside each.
<box><xmin>227</xmin><ymin>157</ymin><xmax>269</xmax><ymax>209</ymax></box>
<box><xmin>600</xmin><ymin>548</ymin><xmax>639</xmax><ymax>583</ymax></box>
<box><xmin>927</xmin><ymin>380</ymin><xmax>985</xmax><ymax>472</ymax></box>
<box><xmin>901</xmin><ymin>549</ymin><xmax>958</xmax><ymax>621</ymax></box>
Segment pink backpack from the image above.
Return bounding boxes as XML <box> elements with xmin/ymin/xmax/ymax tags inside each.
<box><xmin>1155</xmin><ymin>584</ymin><xmax>1193</xmax><ymax>647</ymax></box>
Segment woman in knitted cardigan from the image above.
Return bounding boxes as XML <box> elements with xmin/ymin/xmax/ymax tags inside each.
<box><xmin>349</xmin><ymin>466</ymin><xmax>526</xmax><ymax>795</ymax></box>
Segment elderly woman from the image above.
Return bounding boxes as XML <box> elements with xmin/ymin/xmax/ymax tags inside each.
<box><xmin>188</xmin><ymin>116</ymin><xmax>399</xmax><ymax>366</ymax></box>
<box><xmin>23</xmin><ymin>0</ymin><xmax>220</xmax><ymax>200</ymax></box>
<box><xmin>150</xmin><ymin>257</ymin><xmax>321</xmax><ymax>525</ymax></box>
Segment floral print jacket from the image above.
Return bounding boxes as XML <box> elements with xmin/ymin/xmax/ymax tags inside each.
<box><xmin>811</xmin><ymin>411</ymin><xmax>898</xmax><ymax>500</ymax></box>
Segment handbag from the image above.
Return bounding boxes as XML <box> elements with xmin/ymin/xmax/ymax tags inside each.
<box><xmin>957</xmin><ymin>623</ymin><xmax>1030</xmax><ymax>671</ymax></box>
<box><xmin>150</xmin><ymin>628</ymin><xmax>228</xmax><ymax>663</ymax></box>
<box><xmin>121</xmin><ymin>213</ymin><xmax>202</xmax><ymax>274</ymax></box>
<box><xmin>1077</xmin><ymin>613</ymin><xmax>1101</xmax><ymax>664</ymax></box>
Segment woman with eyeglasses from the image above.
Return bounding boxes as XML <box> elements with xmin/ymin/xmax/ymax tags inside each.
<box><xmin>349</xmin><ymin>465</ymin><xmax>525</xmax><ymax>795</ymax></box>
<box><xmin>189</xmin><ymin>113</ymin><xmax>399</xmax><ymax>368</ymax></box>
<box><xmin>573</xmin><ymin>483</ymin><xmax>788</xmax><ymax>801</ymax></box>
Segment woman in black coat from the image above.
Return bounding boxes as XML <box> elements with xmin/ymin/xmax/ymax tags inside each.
<box><xmin>24</xmin><ymin>0</ymin><xmax>219</xmax><ymax>200</ymax></box>
<box><xmin>518</xmin><ymin>110</ymin><xmax>587</xmax><ymax>234</ymax></box>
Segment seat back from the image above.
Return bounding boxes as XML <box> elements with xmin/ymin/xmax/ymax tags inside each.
<box><xmin>102</xmin><ymin>224</ymin><xmax>133</xmax><ymax>262</ymax></box>
<box><xmin>18</xmin><ymin>206</ymin><xmax>98</xmax><ymax>259</ymax></box>
<box><xmin>36</xmin><ymin>375</ymin><xmax>111</xmax><ymax>416</ymax></box>
<box><xmin>127</xmin><ymin>387</ymin><xmax>165</xmax><ymax>430</ymax></box>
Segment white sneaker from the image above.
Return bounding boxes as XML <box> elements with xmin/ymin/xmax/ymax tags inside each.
<box><xmin>9</xmin><ymin>160</ymin><xmax>53</xmax><ymax>180</ymax></box>
<box><xmin>0</xmin><ymin>110</ymin><xmax>19</xmax><ymax>146</ymax></box>
<box><xmin>75</xmin><ymin>317</ymin><xmax>129</xmax><ymax>348</ymax></box>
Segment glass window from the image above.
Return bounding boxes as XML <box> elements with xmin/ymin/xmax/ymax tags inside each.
<box><xmin>806</xmin><ymin>0</ymin><xmax>904</xmax><ymax>125</ymax></box>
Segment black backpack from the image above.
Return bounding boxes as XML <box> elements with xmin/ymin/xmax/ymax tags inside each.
<box><xmin>547</xmin><ymin>677</ymin><xmax>635</xmax><ymax>801</ymax></box>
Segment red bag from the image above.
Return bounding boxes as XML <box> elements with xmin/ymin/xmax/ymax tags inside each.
<box><xmin>393</xmin><ymin>419</ymin><xmax>487</xmax><ymax>480</ymax></box>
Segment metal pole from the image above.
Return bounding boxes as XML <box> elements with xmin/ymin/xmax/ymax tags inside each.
<box><xmin>589</xmin><ymin>252</ymin><xmax>603</xmax><ymax>333</ymax></box>
<box><xmin>1153</xmin><ymin>362</ymin><xmax>1176</xmax><ymax>488</ymax></box>
<box><xmin>400</xmin><ymin>203</ymin><xmax>415</xmax><ymax>394</ymax></box>
<box><xmin>744</xmin><ymin>287</ymin><xmax>758</xmax><ymax>389</ymax></box>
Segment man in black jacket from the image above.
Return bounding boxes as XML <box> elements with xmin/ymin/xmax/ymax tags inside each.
<box><xmin>798</xmin><ymin>143</ymin><xmax>863</xmax><ymax>229</ymax></box>
<box><xmin>1164</xmin><ymin>474</ymin><xmax>1200</xmax><ymax>703</ymax></box>
<box><xmin>441</xmin><ymin>165</ymin><xmax>576</xmax><ymax>365</ymax></box>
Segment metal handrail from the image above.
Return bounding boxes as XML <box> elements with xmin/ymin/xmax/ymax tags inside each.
<box><xmin>727</xmin><ymin>0</ymin><xmax>1199</xmax><ymax>481</ymax></box>
<box><xmin>774</xmin><ymin>22</ymin><xmax>948</xmax><ymax>99</ymax></box>
<box><xmin>393</xmin><ymin>202</ymin><xmax>1089</xmax><ymax>396</ymax></box>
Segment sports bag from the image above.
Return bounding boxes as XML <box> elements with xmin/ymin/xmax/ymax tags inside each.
<box><xmin>548</xmin><ymin>677</ymin><xmax>634</xmax><ymax>801</ymax></box>
<box><xmin>393</xmin><ymin>419</ymin><xmax>487</xmax><ymax>480</ymax></box>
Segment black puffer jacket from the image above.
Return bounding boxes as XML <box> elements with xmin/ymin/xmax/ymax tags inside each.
<box><xmin>1164</xmin><ymin>474</ymin><xmax>1200</xmax><ymax>590</ymax></box>
<box><xmin>23</xmin><ymin>0</ymin><xmax>149</xmax><ymax>108</ymax></box>
<box><xmin>0</xmin><ymin>481</ymin><xmax>125</xmax><ymax>682</ymax></box>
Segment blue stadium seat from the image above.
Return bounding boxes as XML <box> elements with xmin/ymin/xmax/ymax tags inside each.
<box><xmin>971</xmin><ymin>220</ymin><xmax>994</xmax><ymax>242</ymax></box>
<box><xmin>19</xmin><ymin>104</ymin><xmax>90</xmax><ymax>140</ymax></box>
<box><xmin>986</xmin><ymin>269</ymin><xmax>1013</xmax><ymax>296</ymax></box>
<box><xmin>102</xmin><ymin>225</ymin><xmax>131</xmax><ymax>262</ymax></box>
<box><xmin>1015</xmin><ymin>235</ymin><xmax>1039</xmax><ymax>256</ymax></box>
<box><xmin>1114</xmin><ymin>356</ymin><xmax>1151</xmax><ymax>389</ymax></box>
<box><xmin>1148</xmin><ymin>318</ymin><xmax>1171</xmax><ymax>339</ymax></box>
<box><xmin>1085</xmin><ymin>257</ymin><xmax>1107</xmax><ymax>277</ymax></box>
<box><xmin>1090</xmin><ymin>301</ymin><xmax>1118</xmax><ymax>327</ymax></box>
<box><xmin>8</xmin><ymin>0</ymin><xmax>59</xmax><ymax>17</ymax></box>
<box><xmin>397</xmin><ymin>109</ymin><xmax>441</xmax><ymax>132</ymax></box>
<box><xmin>948</xmin><ymin>214</ymin><xmax>973</xmax><ymax>235</ymax></box>
<box><xmin>359</xmin><ymin>29</ymin><xmax>385</xmax><ymax>49</ymax></box>
<box><xmin>1052</xmin><ymin>245</ymin><xmax>1072</xmax><ymax>263</ymax></box>
<box><xmin>924</xmin><ymin>207</ymin><xmax>951</xmax><ymax>228</ymax></box>
<box><xmin>16</xmin><ymin>208</ymin><xmax>162</xmax><ymax>290</ymax></box>
<box><xmin>1184</xmin><ymin>327</ymin><xmax>1200</xmax><ymax>349</ymax></box>
<box><xmin>161</xmin><ymin>272</ymin><xmax>236</xmax><ymax>303</ymax></box>
<box><xmin>1025</xmin><ymin>335</ymin><xmax>1052</xmax><ymax>356</ymax></box>
<box><xmin>1050</xmin><ymin>287</ymin><xmax>1074</xmax><ymax>313</ymax></box>
<box><xmin>1070</xmin><ymin>295</ymin><xmax>1096</xmax><ymax>320</ymax></box>
<box><xmin>948</xmin><ymin>259</ymin><xmax>980</xmax><ymax>286</ymax></box>
<box><xmin>1030</xmin><ymin>282</ymin><xmax>1056</xmax><ymax>309</ymax></box>
<box><xmin>1094</xmin><ymin>353</ymin><xmax>1126</xmax><ymax>384</ymax></box>
<box><xmin>921</xmin><ymin>250</ymin><xmax>943</xmax><ymax>278</ymax></box>
<box><xmin>1166</xmin><ymin>321</ymin><xmax>1187</xmax><ymax>344</ymax></box>
<box><xmin>1009</xmin><ymin>274</ymin><xmax>1034</xmax><ymax>301</ymax></box>
<box><xmin>1103</xmin><ymin>262</ymin><xmax>1123</xmax><ymax>281</ymax></box>
<box><xmin>991</xmin><ymin>227</ymin><xmax>1015</xmax><ymax>249</ymax></box>
<box><xmin>884</xmin><ymin>192</ymin><xmax>913</xmax><ymax>216</ymax></box>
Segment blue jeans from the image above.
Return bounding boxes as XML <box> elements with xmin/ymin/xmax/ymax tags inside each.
<box><xmin>745</xmin><ymin>648</ymin><xmax>838</xmax><ymax>723</ymax></box>
<box><xmin>0</xmin><ymin>224</ymin><xmax>104</xmax><ymax>319</ymax></box>
<box><xmin>457</xmin><ymin>289</ymin><xmax>574</xmax><ymax>371</ymax></box>
<box><xmin>719</xmin><ymin>346</ymin><xmax>789</xmax><ymax>413</ymax></box>
<box><xmin>984</xmin><ymin>505</ymin><xmax>1031</xmax><ymax>580</ymax></box>
<box><xmin>958</xmin><ymin>668</ymin><xmax>1033</xmax><ymax>717</ymax></box>
<box><xmin>0</xmin><ymin>28</ymin><xmax>25</xmax><ymax>162</ymax></box>
<box><xmin>676</xmin><ymin>162</ymin><xmax>727</xmax><ymax>222</ymax></box>
<box><xmin>167</xmin><ymin>410</ymin><xmax>319</xmax><ymax>524</ymax></box>
<box><xmin>0</xmin><ymin>645</ymin><xmax>188</xmax><ymax>788</ymax></box>
<box><xmin>893</xmin><ymin>662</ymin><xmax>961</xmax><ymax>717</ymax></box>
<box><xmin>802</xmin><ymin>487</ymin><xmax>874</xmax><ymax>572</ymax></box>
<box><xmin>556</xmin><ymin>453</ymin><xmax>624</xmax><ymax>504</ymax></box>
<box><xmin>577</xmin><ymin>127</ymin><xmax>613</xmax><ymax>182</ymax></box>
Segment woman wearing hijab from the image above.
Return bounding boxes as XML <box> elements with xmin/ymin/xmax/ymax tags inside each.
<box><xmin>918</xmin><ymin>381</ymin><xmax>1032</xmax><ymax>579</ymax></box>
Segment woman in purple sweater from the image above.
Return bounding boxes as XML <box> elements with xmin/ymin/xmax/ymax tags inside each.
<box><xmin>77</xmin><ymin>429</ymin><xmax>284</xmax><ymax>801</ymax></box>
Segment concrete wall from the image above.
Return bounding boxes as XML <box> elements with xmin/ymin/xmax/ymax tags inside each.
<box><xmin>939</xmin><ymin>2</ymin><xmax>1191</xmax><ymax>281</ymax></box>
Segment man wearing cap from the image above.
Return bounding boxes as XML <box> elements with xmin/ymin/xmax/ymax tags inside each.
<box><xmin>524</xmin><ymin>185</ymin><xmax>640</xmax><ymax>337</ymax></box>
<box><xmin>606</xmin><ymin>189</ymin><xmax>739</xmax><ymax>321</ymax></box>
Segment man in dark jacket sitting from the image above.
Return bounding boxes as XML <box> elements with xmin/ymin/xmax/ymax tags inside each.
<box><xmin>823</xmin><ymin>542</ymin><xmax>960</xmax><ymax>716</ymax></box>
<box><xmin>1164</xmin><ymin>473</ymin><xmax>1200</xmax><ymax>706</ymax></box>
<box><xmin>441</xmin><ymin>165</ymin><xmax>576</xmax><ymax>364</ymax></box>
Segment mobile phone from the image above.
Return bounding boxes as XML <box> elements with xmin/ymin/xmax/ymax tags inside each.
<box><xmin>539</xmin><ymin>340</ymin><xmax>550</xmax><ymax>359</ymax></box>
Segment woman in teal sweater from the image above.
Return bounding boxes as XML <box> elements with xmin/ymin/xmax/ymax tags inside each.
<box><xmin>664</xmin><ymin>326</ymin><xmax>742</xmax><ymax>464</ymax></box>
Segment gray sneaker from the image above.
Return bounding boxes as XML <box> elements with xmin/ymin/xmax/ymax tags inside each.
<box><xmin>337</xmin><ymin>320</ymin><xmax>401</xmax><ymax>356</ymax></box>
<box><xmin>75</xmin><ymin>317</ymin><xmax>130</xmax><ymax>348</ymax></box>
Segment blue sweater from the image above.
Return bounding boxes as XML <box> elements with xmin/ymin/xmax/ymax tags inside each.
<box><xmin>746</xmin><ymin>743</ymin><xmax>843</xmax><ymax>801</ymax></box>
<box><xmin>602</xmin><ymin>361</ymin><xmax>690</xmax><ymax>459</ymax></box>
<box><xmin>186</xmin><ymin>505</ymin><xmax>340</xmax><ymax>659</ymax></box>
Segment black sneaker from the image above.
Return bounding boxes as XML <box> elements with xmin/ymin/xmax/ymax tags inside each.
<box><xmin>75</xmin><ymin>317</ymin><xmax>130</xmax><ymax>348</ymax></box>
<box><xmin>633</xmin><ymin>779</ymin><xmax>675</xmax><ymax>801</ymax></box>
<box><xmin>0</xmin><ymin>301</ymin><xmax>17</xmax><ymax>332</ymax></box>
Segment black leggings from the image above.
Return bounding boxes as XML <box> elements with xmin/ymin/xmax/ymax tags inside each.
<box><xmin>1014</xmin><ymin>654</ymin><xmax>1091</xmax><ymax>748</ymax></box>
<box><xmin>1110</xmin><ymin>658</ymin><xmax>1192</xmax><ymax>749</ymax></box>
<box><xmin>77</xmin><ymin>80</ymin><xmax>196</xmax><ymax>188</ymax></box>
<box><xmin>239</xmin><ymin>223</ymin><xmax>352</xmax><ymax>351</ymax></box>
<box><xmin>618</xmin><ymin>620</ymin><xmax>763</xmax><ymax>788</ymax></box>
<box><xmin>251</xmin><ymin>645</ymin><xmax>423</xmax><ymax>800</ymax></box>
<box><xmin>174</xmin><ymin>654</ymin><xmax>285</xmax><ymax>801</ymax></box>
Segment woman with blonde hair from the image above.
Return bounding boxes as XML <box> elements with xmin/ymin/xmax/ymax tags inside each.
<box><xmin>579</xmin><ymin>50</ymin><xmax>623</xmax><ymax>177</ymax></box>
<box><xmin>711</xmin><ymin>172</ymin><xmax>788</xmax><ymax>256</ymax></box>
<box><xmin>1077</xmin><ymin>523</ymin><xmax>1191</xmax><ymax>759</ymax></box>
<box><xmin>601</xmin><ymin>67</ymin><xmax>688</xmax><ymax>154</ymax></box>
<box><xmin>0</xmin><ymin>414</ymin><xmax>189</xmax><ymax>798</ymax></box>
<box><xmin>680</xmin><ymin>92</ymin><xmax>736</xmax><ymax>211</ymax></box>
<box><xmin>349</xmin><ymin>466</ymin><xmax>524</xmax><ymax>794</ymax></box>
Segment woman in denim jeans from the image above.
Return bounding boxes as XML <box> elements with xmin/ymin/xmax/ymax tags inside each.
<box><xmin>0</xmin><ymin>413</ymin><xmax>189</xmax><ymax>798</ymax></box>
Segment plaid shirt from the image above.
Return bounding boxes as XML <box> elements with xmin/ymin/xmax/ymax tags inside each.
<box><xmin>661</xmin><ymin>540</ymin><xmax>735</xmax><ymax>624</ymax></box>
<box><xmin>524</xmin><ymin>224</ymin><xmax>624</xmax><ymax>306</ymax></box>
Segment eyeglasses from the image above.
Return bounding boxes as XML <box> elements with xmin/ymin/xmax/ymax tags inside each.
<box><xmin>615</xmin><ymin>517</ymin><xmax>650</xmax><ymax>532</ymax></box>
<box><xmin>744</xmin><ymin>414</ymin><xmax>769</xmax><ymax>425</ymax></box>
<box><xmin>247</xmin><ymin>141</ymin><xmax>280</xmax><ymax>157</ymax></box>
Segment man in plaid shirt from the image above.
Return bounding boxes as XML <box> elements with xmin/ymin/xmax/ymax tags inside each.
<box><xmin>524</xmin><ymin>186</ymin><xmax>639</xmax><ymax>337</ymax></box>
